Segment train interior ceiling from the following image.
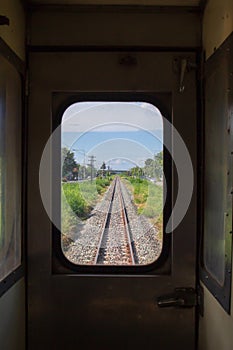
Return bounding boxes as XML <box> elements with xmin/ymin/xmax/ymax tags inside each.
<box><xmin>0</xmin><ymin>0</ymin><xmax>233</xmax><ymax>349</ymax></box>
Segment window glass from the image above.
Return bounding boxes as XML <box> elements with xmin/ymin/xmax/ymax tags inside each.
<box><xmin>0</xmin><ymin>57</ymin><xmax>22</xmax><ymax>281</ymax></box>
<box><xmin>200</xmin><ymin>35</ymin><xmax>233</xmax><ymax>313</ymax></box>
<box><xmin>204</xmin><ymin>50</ymin><xmax>232</xmax><ymax>288</ymax></box>
<box><xmin>61</xmin><ymin>102</ymin><xmax>163</xmax><ymax>266</ymax></box>
<box><xmin>203</xmin><ymin>61</ymin><xmax>231</xmax><ymax>286</ymax></box>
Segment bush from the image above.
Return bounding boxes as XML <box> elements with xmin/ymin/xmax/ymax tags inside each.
<box><xmin>122</xmin><ymin>176</ymin><xmax>163</xmax><ymax>240</ymax></box>
<box><xmin>61</xmin><ymin>178</ymin><xmax>113</xmax><ymax>235</ymax></box>
<box><xmin>95</xmin><ymin>178</ymin><xmax>111</xmax><ymax>194</ymax></box>
<box><xmin>96</xmin><ymin>184</ymin><xmax>103</xmax><ymax>194</ymax></box>
<box><xmin>62</xmin><ymin>183</ymin><xmax>91</xmax><ymax>218</ymax></box>
<box><xmin>142</xmin><ymin>205</ymin><xmax>157</xmax><ymax>218</ymax></box>
<box><xmin>123</xmin><ymin>176</ymin><xmax>163</xmax><ymax>219</ymax></box>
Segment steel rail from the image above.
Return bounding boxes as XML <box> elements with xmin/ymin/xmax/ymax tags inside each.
<box><xmin>94</xmin><ymin>176</ymin><xmax>135</xmax><ymax>265</ymax></box>
<box><xmin>93</xmin><ymin>178</ymin><xmax>117</xmax><ymax>264</ymax></box>
<box><xmin>117</xmin><ymin>178</ymin><xmax>135</xmax><ymax>265</ymax></box>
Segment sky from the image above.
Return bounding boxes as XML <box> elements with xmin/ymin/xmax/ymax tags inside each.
<box><xmin>61</xmin><ymin>101</ymin><xmax>163</xmax><ymax>170</ymax></box>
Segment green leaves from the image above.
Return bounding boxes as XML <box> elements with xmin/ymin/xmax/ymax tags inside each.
<box><xmin>62</xmin><ymin>147</ymin><xmax>78</xmax><ymax>179</ymax></box>
<box><xmin>144</xmin><ymin>151</ymin><xmax>163</xmax><ymax>180</ymax></box>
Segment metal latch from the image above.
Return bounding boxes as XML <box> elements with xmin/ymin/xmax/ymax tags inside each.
<box><xmin>179</xmin><ymin>58</ymin><xmax>197</xmax><ymax>93</ymax></box>
<box><xmin>157</xmin><ymin>287</ymin><xmax>197</xmax><ymax>308</ymax></box>
<box><xmin>173</xmin><ymin>57</ymin><xmax>197</xmax><ymax>93</ymax></box>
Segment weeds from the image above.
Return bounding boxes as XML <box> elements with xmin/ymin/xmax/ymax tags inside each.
<box><xmin>61</xmin><ymin>178</ymin><xmax>112</xmax><ymax>237</ymax></box>
<box><xmin>125</xmin><ymin>177</ymin><xmax>163</xmax><ymax>239</ymax></box>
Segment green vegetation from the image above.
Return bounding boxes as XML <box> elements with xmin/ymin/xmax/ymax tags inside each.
<box><xmin>62</xmin><ymin>182</ymin><xmax>95</xmax><ymax>219</ymax></box>
<box><xmin>144</xmin><ymin>151</ymin><xmax>163</xmax><ymax>180</ymax></box>
<box><xmin>62</xmin><ymin>147</ymin><xmax>78</xmax><ymax>179</ymax></box>
<box><xmin>129</xmin><ymin>151</ymin><xmax>163</xmax><ymax>181</ymax></box>
<box><xmin>130</xmin><ymin>166</ymin><xmax>144</xmax><ymax>178</ymax></box>
<box><xmin>96</xmin><ymin>177</ymin><xmax>113</xmax><ymax>195</ymax></box>
<box><xmin>128</xmin><ymin>178</ymin><xmax>148</xmax><ymax>205</ymax></box>
<box><xmin>61</xmin><ymin>178</ymin><xmax>112</xmax><ymax>236</ymax></box>
<box><xmin>62</xmin><ymin>147</ymin><xmax>97</xmax><ymax>181</ymax></box>
<box><xmin>125</xmin><ymin>177</ymin><xmax>163</xmax><ymax>239</ymax></box>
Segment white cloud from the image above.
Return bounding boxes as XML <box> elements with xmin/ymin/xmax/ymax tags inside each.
<box><xmin>61</xmin><ymin>102</ymin><xmax>163</xmax><ymax>133</ymax></box>
<box><xmin>93</xmin><ymin>123</ymin><xmax>140</xmax><ymax>132</ymax></box>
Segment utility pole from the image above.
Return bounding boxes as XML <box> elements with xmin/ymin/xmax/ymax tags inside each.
<box><xmin>88</xmin><ymin>155</ymin><xmax>96</xmax><ymax>183</ymax></box>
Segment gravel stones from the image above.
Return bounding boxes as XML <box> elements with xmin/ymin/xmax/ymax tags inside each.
<box><xmin>65</xmin><ymin>177</ymin><xmax>162</xmax><ymax>266</ymax></box>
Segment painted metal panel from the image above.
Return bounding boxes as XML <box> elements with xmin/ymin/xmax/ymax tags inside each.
<box><xmin>28</xmin><ymin>10</ymin><xmax>201</xmax><ymax>48</ymax></box>
<box><xmin>0</xmin><ymin>278</ymin><xmax>25</xmax><ymax>350</ymax></box>
<box><xmin>28</xmin><ymin>51</ymin><xmax>197</xmax><ymax>349</ymax></box>
<box><xmin>203</xmin><ymin>0</ymin><xmax>233</xmax><ymax>59</ymax></box>
<box><xmin>28</xmin><ymin>0</ymin><xmax>201</xmax><ymax>6</ymax></box>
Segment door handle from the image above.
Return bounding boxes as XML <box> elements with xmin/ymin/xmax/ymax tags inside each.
<box><xmin>157</xmin><ymin>288</ymin><xmax>197</xmax><ymax>308</ymax></box>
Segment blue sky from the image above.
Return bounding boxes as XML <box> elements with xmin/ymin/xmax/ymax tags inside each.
<box><xmin>61</xmin><ymin>102</ymin><xmax>163</xmax><ymax>170</ymax></box>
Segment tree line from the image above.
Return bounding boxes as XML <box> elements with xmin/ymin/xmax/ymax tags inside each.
<box><xmin>62</xmin><ymin>147</ymin><xmax>96</xmax><ymax>181</ymax></box>
<box><xmin>62</xmin><ymin>147</ymin><xmax>163</xmax><ymax>182</ymax></box>
<box><xmin>130</xmin><ymin>151</ymin><xmax>163</xmax><ymax>181</ymax></box>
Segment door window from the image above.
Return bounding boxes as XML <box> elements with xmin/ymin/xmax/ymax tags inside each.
<box><xmin>61</xmin><ymin>101</ymin><xmax>164</xmax><ymax>266</ymax></box>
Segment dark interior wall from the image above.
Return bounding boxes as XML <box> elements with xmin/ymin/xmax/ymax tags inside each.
<box><xmin>0</xmin><ymin>280</ymin><xmax>25</xmax><ymax>350</ymax></box>
<box><xmin>28</xmin><ymin>7</ymin><xmax>201</xmax><ymax>48</ymax></box>
<box><xmin>0</xmin><ymin>0</ymin><xmax>25</xmax><ymax>60</ymax></box>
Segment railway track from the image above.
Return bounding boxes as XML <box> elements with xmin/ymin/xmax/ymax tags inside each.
<box><xmin>94</xmin><ymin>177</ymin><xmax>136</xmax><ymax>265</ymax></box>
<box><xmin>66</xmin><ymin>175</ymin><xmax>161</xmax><ymax>266</ymax></box>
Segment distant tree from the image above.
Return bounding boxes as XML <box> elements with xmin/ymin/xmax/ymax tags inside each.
<box><xmin>143</xmin><ymin>152</ymin><xmax>163</xmax><ymax>180</ymax></box>
<box><xmin>131</xmin><ymin>166</ymin><xmax>143</xmax><ymax>178</ymax></box>
<box><xmin>144</xmin><ymin>158</ymin><xmax>154</xmax><ymax>178</ymax></box>
<box><xmin>145</xmin><ymin>158</ymin><xmax>154</xmax><ymax>167</ymax></box>
<box><xmin>154</xmin><ymin>151</ymin><xmax>163</xmax><ymax>180</ymax></box>
<box><xmin>62</xmin><ymin>147</ymin><xmax>78</xmax><ymax>179</ymax></box>
<box><xmin>100</xmin><ymin>162</ymin><xmax>106</xmax><ymax>177</ymax></box>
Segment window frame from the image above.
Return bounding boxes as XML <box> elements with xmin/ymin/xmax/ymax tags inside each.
<box><xmin>200</xmin><ymin>33</ymin><xmax>233</xmax><ymax>313</ymax></box>
<box><xmin>0</xmin><ymin>38</ymin><xmax>25</xmax><ymax>297</ymax></box>
<box><xmin>0</xmin><ymin>81</ymin><xmax>6</xmax><ymax>252</ymax></box>
<box><xmin>52</xmin><ymin>91</ymin><xmax>173</xmax><ymax>275</ymax></box>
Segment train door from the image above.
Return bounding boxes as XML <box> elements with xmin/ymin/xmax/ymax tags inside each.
<box><xmin>28</xmin><ymin>51</ymin><xmax>197</xmax><ymax>349</ymax></box>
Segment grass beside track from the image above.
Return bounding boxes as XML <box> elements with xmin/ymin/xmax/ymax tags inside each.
<box><xmin>123</xmin><ymin>177</ymin><xmax>163</xmax><ymax>239</ymax></box>
<box><xmin>61</xmin><ymin>177</ymin><xmax>113</xmax><ymax>239</ymax></box>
